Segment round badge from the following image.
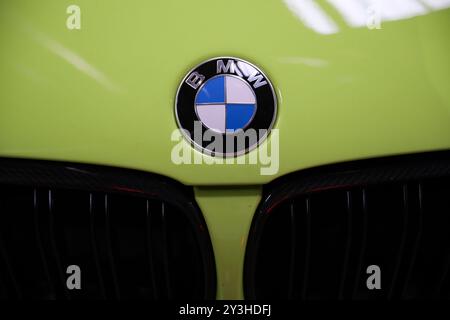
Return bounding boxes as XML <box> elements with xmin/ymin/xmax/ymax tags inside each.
<box><xmin>175</xmin><ymin>57</ymin><xmax>277</xmax><ymax>157</ymax></box>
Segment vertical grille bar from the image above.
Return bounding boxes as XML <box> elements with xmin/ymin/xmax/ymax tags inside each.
<box><xmin>437</xmin><ymin>250</ymin><xmax>450</xmax><ymax>296</ymax></box>
<box><xmin>436</xmin><ymin>183</ymin><xmax>450</xmax><ymax>297</ymax></box>
<box><xmin>352</xmin><ymin>188</ymin><xmax>368</xmax><ymax>298</ymax></box>
<box><xmin>401</xmin><ymin>183</ymin><xmax>423</xmax><ymax>298</ymax></box>
<box><xmin>89</xmin><ymin>193</ymin><xmax>106</xmax><ymax>299</ymax></box>
<box><xmin>161</xmin><ymin>202</ymin><xmax>172</xmax><ymax>299</ymax></box>
<box><xmin>48</xmin><ymin>189</ymin><xmax>70</xmax><ymax>299</ymax></box>
<box><xmin>339</xmin><ymin>190</ymin><xmax>353</xmax><ymax>300</ymax></box>
<box><xmin>0</xmin><ymin>231</ymin><xmax>21</xmax><ymax>299</ymax></box>
<box><xmin>145</xmin><ymin>199</ymin><xmax>158</xmax><ymax>299</ymax></box>
<box><xmin>33</xmin><ymin>188</ymin><xmax>54</xmax><ymax>298</ymax></box>
<box><xmin>301</xmin><ymin>197</ymin><xmax>311</xmax><ymax>300</ymax></box>
<box><xmin>0</xmin><ymin>189</ymin><xmax>22</xmax><ymax>299</ymax></box>
<box><xmin>104</xmin><ymin>194</ymin><xmax>120</xmax><ymax>299</ymax></box>
<box><xmin>288</xmin><ymin>202</ymin><xmax>296</xmax><ymax>299</ymax></box>
<box><xmin>388</xmin><ymin>184</ymin><xmax>409</xmax><ymax>299</ymax></box>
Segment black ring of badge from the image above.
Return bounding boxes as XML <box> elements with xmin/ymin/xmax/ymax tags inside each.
<box><xmin>175</xmin><ymin>57</ymin><xmax>277</xmax><ymax>157</ymax></box>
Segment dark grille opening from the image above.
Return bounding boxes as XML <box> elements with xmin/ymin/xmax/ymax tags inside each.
<box><xmin>245</xmin><ymin>152</ymin><xmax>450</xmax><ymax>300</ymax></box>
<box><xmin>0</xmin><ymin>160</ymin><xmax>216</xmax><ymax>300</ymax></box>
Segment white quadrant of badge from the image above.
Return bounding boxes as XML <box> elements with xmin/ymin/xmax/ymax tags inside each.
<box><xmin>195</xmin><ymin>75</ymin><xmax>257</xmax><ymax>133</ymax></box>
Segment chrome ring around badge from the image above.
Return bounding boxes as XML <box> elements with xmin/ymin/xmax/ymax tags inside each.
<box><xmin>175</xmin><ymin>57</ymin><xmax>277</xmax><ymax>157</ymax></box>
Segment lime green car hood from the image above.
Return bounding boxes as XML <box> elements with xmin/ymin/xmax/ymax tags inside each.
<box><xmin>1</xmin><ymin>0</ymin><xmax>450</xmax><ymax>186</ymax></box>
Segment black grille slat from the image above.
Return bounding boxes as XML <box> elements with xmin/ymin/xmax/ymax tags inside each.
<box><xmin>88</xmin><ymin>193</ymin><xmax>106</xmax><ymax>299</ymax></box>
<box><xmin>301</xmin><ymin>198</ymin><xmax>311</xmax><ymax>300</ymax></box>
<box><xmin>33</xmin><ymin>188</ymin><xmax>56</xmax><ymax>300</ymax></box>
<box><xmin>339</xmin><ymin>191</ymin><xmax>353</xmax><ymax>300</ymax></box>
<box><xmin>401</xmin><ymin>183</ymin><xmax>423</xmax><ymax>298</ymax></box>
<box><xmin>0</xmin><ymin>187</ymin><xmax>23</xmax><ymax>299</ymax></box>
<box><xmin>145</xmin><ymin>200</ymin><xmax>158</xmax><ymax>300</ymax></box>
<box><xmin>436</xmin><ymin>249</ymin><xmax>450</xmax><ymax>297</ymax></box>
<box><xmin>48</xmin><ymin>190</ymin><xmax>70</xmax><ymax>300</ymax></box>
<box><xmin>0</xmin><ymin>160</ymin><xmax>216</xmax><ymax>300</ymax></box>
<box><xmin>33</xmin><ymin>189</ymin><xmax>55</xmax><ymax>298</ymax></box>
<box><xmin>0</xmin><ymin>233</ymin><xmax>21</xmax><ymax>299</ymax></box>
<box><xmin>245</xmin><ymin>152</ymin><xmax>450</xmax><ymax>300</ymax></box>
<box><xmin>415</xmin><ymin>178</ymin><xmax>450</xmax><ymax>297</ymax></box>
<box><xmin>103</xmin><ymin>194</ymin><xmax>120</xmax><ymax>299</ymax></box>
<box><xmin>388</xmin><ymin>184</ymin><xmax>409</xmax><ymax>299</ymax></box>
<box><xmin>352</xmin><ymin>189</ymin><xmax>368</xmax><ymax>299</ymax></box>
<box><xmin>288</xmin><ymin>202</ymin><xmax>296</xmax><ymax>299</ymax></box>
<box><xmin>36</xmin><ymin>189</ymin><xmax>64</xmax><ymax>298</ymax></box>
<box><xmin>438</xmin><ymin>252</ymin><xmax>450</xmax><ymax>297</ymax></box>
<box><xmin>160</xmin><ymin>202</ymin><xmax>172</xmax><ymax>299</ymax></box>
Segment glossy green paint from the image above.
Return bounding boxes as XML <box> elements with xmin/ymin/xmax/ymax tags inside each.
<box><xmin>1</xmin><ymin>1</ymin><xmax>450</xmax><ymax>301</ymax></box>
<box><xmin>1</xmin><ymin>1</ymin><xmax>449</xmax><ymax>186</ymax></box>
<box><xmin>194</xmin><ymin>186</ymin><xmax>261</xmax><ymax>299</ymax></box>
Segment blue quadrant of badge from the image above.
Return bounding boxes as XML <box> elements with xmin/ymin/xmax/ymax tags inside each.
<box><xmin>195</xmin><ymin>75</ymin><xmax>257</xmax><ymax>132</ymax></box>
<box><xmin>225</xmin><ymin>104</ymin><xmax>256</xmax><ymax>131</ymax></box>
<box><xmin>195</xmin><ymin>76</ymin><xmax>225</xmax><ymax>104</ymax></box>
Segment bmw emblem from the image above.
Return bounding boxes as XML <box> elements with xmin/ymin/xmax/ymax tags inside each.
<box><xmin>175</xmin><ymin>57</ymin><xmax>277</xmax><ymax>157</ymax></box>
